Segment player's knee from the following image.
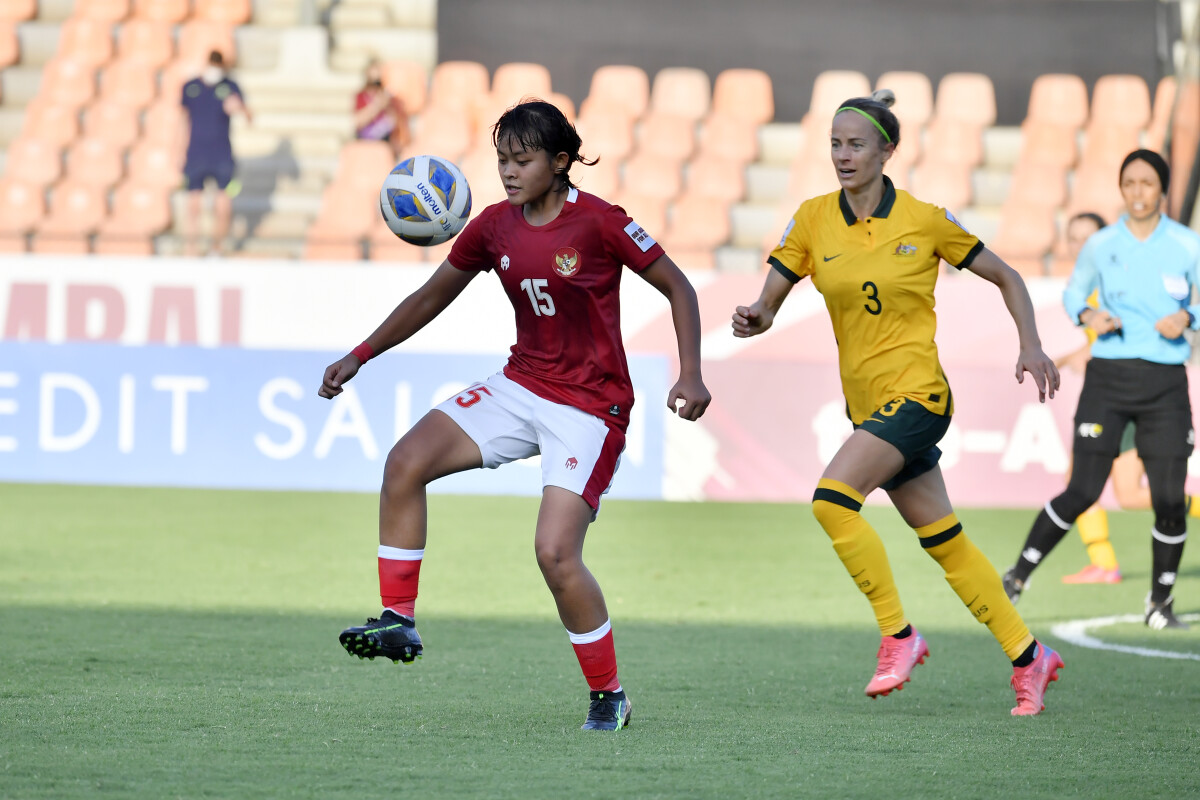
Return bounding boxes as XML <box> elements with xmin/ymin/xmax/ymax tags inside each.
<box><xmin>1051</xmin><ymin>486</ymin><xmax>1098</xmax><ymax>523</ymax></box>
<box><xmin>534</xmin><ymin>541</ymin><xmax>581</xmax><ymax>586</ymax></box>
<box><xmin>812</xmin><ymin>498</ymin><xmax>850</xmax><ymax>533</ymax></box>
<box><xmin>381</xmin><ymin>441</ymin><xmax>430</xmax><ymax>494</ymax></box>
<box><xmin>1152</xmin><ymin>507</ymin><xmax>1186</xmax><ymax>537</ymax></box>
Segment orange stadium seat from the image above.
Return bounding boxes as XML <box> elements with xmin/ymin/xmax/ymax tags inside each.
<box><xmin>788</xmin><ymin>154</ymin><xmax>840</xmax><ymax>201</ymax></box>
<box><xmin>99</xmin><ymin>57</ymin><xmax>158</xmax><ymax>109</ymax></box>
<box><xmin>908</xmin><ymin>161</ymin><xmax>972</xmax><ymax>212</ymax></box>
<box><xmin>609</xmin><ymin>190</ymin><xmax>667</xmax><ymax>235</ymax></box>
<box><xmin>33</xmin><ymin>181</ymin><xmax>108</xmax><ymax>254</ymax></box>
<box><xmin>574</xmin><ymin>157</ymin><xmax>619</xmax><ymax>199</ymax></box>
<box><xmin>382</xmin><ymin>59</ymin><xmax>428</xmax><ymax>116</ymax></box>
<box><xmin>684</xmin><ymin>154</ymin><xmax>747</xmax><ymax>203</ymax></box>
<box><xmin>132</xmin><ymin>0</ymin><xmax>190</xmax><ymax>23</ymax></box>
<box><xmin>808</xmin><ymin>70</ymin><xmax>871</xmax><ymax>117</ymax></box>
<box><xmin>547</xmin><ymin>91</ymin><xmax>575</xmax><ymax>123</ymax></box>
<box><xmin>142</xmin><ymin>99</ymin><xmax>186</xmax><ymax>148</ymax></box>
<box><xmin>4</xmin><ymin>137</ymin><xmax>63</xmax><ymax>187</ymax></box>
<box><xmin>711</xmin><ymin>68</ymin><xmax>774</xmax><ymax>126</ymax></box>
<box><xmin>177</xmin><ymin>21</ymin><xmax>237</xmax><ymax>69</ymax></box>
<box><xmin>305</xmin><ymin>184</ymin><xmax>375</xmax><ymax>261</ymax></box>
<box><xmin>920</xmin><ymin>118</ymin><xmax>984</xmax><ymax>168</ymax></box>
<box><xmin>1017</xmin><ymin>121</ymin><xmax>1078</xmax><ymax>169</ymax></box>
<box><xmin>458</xmin><ymin>148</ymin><xmax>506</xmax><ymax>208</ymax></box>
<box><xmin>1145</xmin><ymin>76</ymin><xmax>1177</xmax><ymax>151</ymax></box>
<box><xmin>368</xmin><ymin>215</ymin><xmax>429</xmax><ymax>263</ymax></box>
<box><xmin>0</xmin><ymin>19</ymin><xmax>18</xmax><ymax>69</ymax></box>
<box><xmin>65</xmin><ymin>135</ymin><xmax>125</xmax><ymax>188</ymax></box>
<box><xmin>56</xmin><ymin>17</ymin><xmax>115</xmax><ymax>67</ymax></box>
<box><xmin>932</xmin><ymin>73</ymin><xmax>996</xmax><ymax>128</ymax></box>
<box><xmin>575</xmin><ymin>113</ymin><xmax>635</xmax><ymax>162</ymax></box>
<box><xmin>1026</xmin><ymin>73</ymin><xmax>1089</xmax><ymax>128</ymax></box>
<box><xmin>39</xmin><ymin>58</ymin><xmax>98</xmax><ymax>109</ymax></box>
<box><xmin>193</xmin><ymin>0</ymin><xmax>252</xmax><ymax>25</ymax></box>
<box><xmin>660</xmin><ymin>193</ymin><xmax>730</xmax><ymax>270</ymax></box>
<box><xmin>580</xmin><ymin>65</ymin><xmax>650</xmax><ymax>120</ymax></box>
<box><xmin>1090</xmin><ymin>74</ymin><xmax>1151</xmax><ymax>130</ymax></box>
<box><xmin>403</xmin><ymin>106</ymin><xmax>473</xmax><ymax>163</ymax></box>
<box><xmin>73</xmin><ymin>0</ymin><xmax>131</xmax><ymax>22</ymax></box>
<box><xmin>94</xmin><ymin>180</ymin><xmax>172</xmax><ymax>255</ymax></box>
<box><xmin>159</xmin><ymin>60</ymin><xmax>200</xmax><ymax>105</ymax></box>
<box><xmin>1078</xmin><ymin>124</ymin><xmax>1142</xmax><ymax>174</ymax></box>
<box><xmin>696</xmin><ymin>113</ymin><xmax>759</xmax><ymax>164</ymax></box>
<box><xmin>1068</xmin><ymin>165</ymin><xmax>1125</xmax><ymax>221</ymax></box>
<box><xmin>1006</xmin><ymin>159</ymin><xmax>1068</xmax><ymax>208</ymax></box>
<box><xmin>0</xmin><ymin>0</ymin><xmax>36</xmax><ymax>21</ymax></box>
<box><xmin>0</xmin><ymin>178</ymin><xmax>45</xmax><ymax>252</ymax></box>
<box><xmin>428</xmin><ymin>60</ymin><xmax>490</xmax><ymax>123</ymax></box>
<box><xmin>334</xmin><ymin>140</ymin><xmax>396</xmax><ymax>194</ymax></box>
<box><xmin>490</xmin><ymin>61</ymin><xmax>552</xmax><ymax>105</ymax></box>
<box><xmin>634</xmin><ymin>112</ymin><xmax>695</xmax><ymax>163</ymax></box>
<box><xmin>619</xmin><ymin>153</ymin><xmax>682</xmax><ymax>200</ymax></box>
<box><xmin>127</xmin><ymin>139</ymin><xmax>183</xmax><ymax>189</ymax></box>
<box><xmin>20</xmin><ymin>100</ymin><xmax>82</xmax><ymax>148</ymax></box>
<box><xmin>649</xmin><ymin>67</ymin><xmax>710</xmax><ymax>121</ymax></box>
<box><xmin>117</xmin><ymin>19</ymin><xmax>174</xmax><ymax>69</ymax></box>
<box><xmin>876</xmin><ymin>71</ymin><xmax>933</xmax><ymax>131</ymax></box>
<box><xmin>990</xmin><ymin>201</ymin><xmax>1057</xmax><ymax>271</ymax></box>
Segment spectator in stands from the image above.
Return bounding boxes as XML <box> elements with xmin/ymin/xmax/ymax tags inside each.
<box><xmin>354</xmin><ymin>58</ymin><xmax>410</xmax><ymax>157</ymax></box>
<box><xmin>1005</xmin><ymin>150</ymin><xmax>1198</xmax><ymax>630</ymax></box>
<box><xmin>181</xmin><ymin>50</ymin><xmax>252</xmax><ymax>257</ymax></box>
<box><xmin>732</xmin><ymin>88</ymin><xmax>1064</xmax><ymax>715</ymax></box>
<box><xmin>318</xmin><ymin>100</ymin><xmax>710</xmax><ymax>731</ymax></box>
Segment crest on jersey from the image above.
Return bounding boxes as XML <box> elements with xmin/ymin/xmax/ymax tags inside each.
<box><xmin>553</xmin><ymin>246</ymin><xmax>580</xmax><ymax>277</ymax></box>
<box><xmin>894</xmin><ymin>242</ymin><xmax>918</xmax><ymax>256</ymax></box>
<box><xmin>945</xmin><ymin>209</ymin><xmax>969</xmax><ymax>232</ymax></box>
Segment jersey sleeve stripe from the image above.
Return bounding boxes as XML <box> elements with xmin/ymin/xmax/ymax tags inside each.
<box><xmin>951</xmin><ymin>239</ymin><xmax>985</xmax><ymax>271</ymax></box>
<box><xmin>768</xmin><ymin>256</ymin><xmax>801</xmax><ymax>283</ymax></box>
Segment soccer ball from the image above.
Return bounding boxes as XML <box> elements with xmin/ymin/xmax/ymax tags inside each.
<box><xmin>379</xmin><ymin>155</ymin><xmax>472</xmax><ymax>246</ymax></box>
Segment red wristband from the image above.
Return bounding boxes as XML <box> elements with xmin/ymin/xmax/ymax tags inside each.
<box><xmin>350</xmin><ymin>342</ymin><xmax>374</xmax><ymax>364</ymax></box>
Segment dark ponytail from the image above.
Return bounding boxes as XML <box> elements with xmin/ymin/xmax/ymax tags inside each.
<box><xmin>492</xmin><ymin>98</ymin><xmax>597</xmax><ymax>189</ymax></box>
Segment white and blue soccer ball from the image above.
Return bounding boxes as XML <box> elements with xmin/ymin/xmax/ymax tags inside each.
<box><xmin>379</xmin><ymin>154</ymin><xmax>472</xmax><ymax>246</ymax></box>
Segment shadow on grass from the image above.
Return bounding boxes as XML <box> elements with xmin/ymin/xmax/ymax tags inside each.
<box><xmin>2</xmin><ymin>607</ymin><xmax>1198</xmax><ymax>800</ymax></box>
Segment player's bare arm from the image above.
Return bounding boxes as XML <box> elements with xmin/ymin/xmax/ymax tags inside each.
<box><xmin>318</xmin><ymin>261</ymin><xmax>477</xmax><ymax>399</ymax></box>
<box><xmin>732</xmin><ymin>267</ymin><xmax>794</xmax><ymax>339</ymax></box>
<box><xmin>964</xmin><ymin>247</ymin><xmax>1060</xmax><ymax>402</ymax></box>
<box><xmin>639</xmin><ymin>254</ymin><xmax>711</xmax><ymax>421</ymax></box>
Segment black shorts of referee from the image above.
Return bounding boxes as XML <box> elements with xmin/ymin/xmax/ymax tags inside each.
<box><xmin>1073</xmin><ymin>357</ymin><xmax>1193</xmax><ymax>459</ymax></box>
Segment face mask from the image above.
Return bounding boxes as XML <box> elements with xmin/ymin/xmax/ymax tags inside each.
<box><xmin>202</xmin><ymin>66</ymin><xmax>224</xmax><ymax>86</ymax></box>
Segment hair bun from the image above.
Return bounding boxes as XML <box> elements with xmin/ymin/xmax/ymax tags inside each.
<box><xmin>871</xmin><ymin>88</ymin><xmax>896</xmax><ymax>108</ymax></box>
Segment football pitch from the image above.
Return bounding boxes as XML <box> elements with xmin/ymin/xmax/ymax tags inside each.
<box><xmin>1</xmin><ymin>483</ymin><xmax>1197</xmax><ymax>799</ymax></box>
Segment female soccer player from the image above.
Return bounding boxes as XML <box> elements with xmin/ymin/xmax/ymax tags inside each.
<box><xmin>1004</xmin><ymin>150</ymin><xmax>1197</xmax><ymax>630</ymax></box>
<box><xmin>731</xmin><ymin>90</ymin><xmax>1064</xmax><ymax>715</ymax></box>
<box><xmin>318</xmin><ymin>100</ymin><xmax>711</xmax><ymax>731</ymax></box>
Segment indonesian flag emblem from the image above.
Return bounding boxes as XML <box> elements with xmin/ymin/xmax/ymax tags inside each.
<box><xmin>553</xmin><ymin>246</ymin><xmax>580</xmax><ymax>277</ymax></box>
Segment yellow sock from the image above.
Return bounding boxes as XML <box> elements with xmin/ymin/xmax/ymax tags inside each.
<box><xmin>1076</xmin><ymin>505</ymin><xmax>1118</xmax><ymax>570</ymax></box>
<box><xmin>1188</xmin><ymin>495</ymin><xmax>1200</xmax><ymax>518</ymax></box>
<box><xmin>916</xmin><ymin>513</ymin><xmax>1034</xmax><ymax>661</ymax></box>
<box><xmin>812</xmin><ymin>478</ymin><xmax>906</xmax><ymax>636</ymax></box>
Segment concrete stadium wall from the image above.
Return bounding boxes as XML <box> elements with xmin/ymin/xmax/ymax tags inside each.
<box><xmin>438</xmin><ymin>0</ymin><xmax>1175</xmax><ymax>125</ymax></box>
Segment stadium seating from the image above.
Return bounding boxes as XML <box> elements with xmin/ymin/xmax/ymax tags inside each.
<box><xmin>634</xmin><ymin>112</ymin><xmax>696</xmax><ymax>163</ymax></box>
<box><xmin>402</xmin><ymin>105</ymin><xmax>472</xmax><ymax>162</ymax></box>
<box><xmin>73</xmin><ymin>0</ymin><xmax>131</xmax><ymax>22</ymax></box>
<box><xmin>710</xmin><ymin>68</ymin><xmax>774</xmax><ymax>127</ymax></box>
<box><xmin>575</xmin><ymin>112</ymin><xmax>635</xmax><ymax>162</ymax></box>
<box><xmin>660</xmin><ymin>193</ymin><xmax>729</xmax><ymax>270</ymax></box>
<box><xmin>0</xmin><ymin>177</ymin><xmax>45</xmax><ymax>252</ymax></box>
<box><xmin>132</xmin><ymin>0</ymin><xmax>190</xmax><ymax>24</ymax></box>
<box><xmin>989</xmin><ymin>200</ymin><xmax>1058</xmax><ymax>275</ymax></box>
<box><xmin>55</xmin><ymin>17</ymin><xmax>114</xmax><ymax>67</ymax></box>
<box><xmin>193</xmin><ymin>0</ymin><xmax>252</xmax><ymax>26</ymax></box>
<box><xmin>176</xmin><ymin>20</ymin><xmax>237</xmax><ymax>68</ymax></box>
<box><xmin>0</xmin><ymin>0</ymin><xmax>35</xmax><ymax>21</ymax></box>
<box><xmin>20</xmin><ymin>99</ymin><xmax>81</xmax><ymax>148</ymax></box>
<box><xmin>126</xmin><ymin>139</ymin><xmax>183</xmax><ymax>189</ymax></box>
<box><xmin>82</xmin><ymin>99</ymin><xmax>140</xmax><ymax>148</ymax></box>
<box><xmin>116</xmin><ymin>18</ymin><xmax>174</xmax><ymax>69</ymax></box>
<box><xmin>696</xmin><ymin>113</ymin><xmax>759</xmax><ymax>165</ymax></box>
<box><xmin>490</xmin><ymin>61</ymin><xmax>552</xmax><ymax>106</ymax></box>
<box><xmin>579</xmin><ymin>64</ymin><xmax>650</xmax><ymax>120</ymax></box>
<box><xmin>620</xmin><ymin>153</ymin><xmax>683</xmax><ymax>201</ymax></box>
<box><xmin>99</xmin><ymin>57</ymin><xmax>158</xmax><ymax>109</ymax></box>
<box><xmin>5</xmin><ymin>136</ymin><xmax>63</xmax><ymax>186</ymax></box>
<box><xmin>382</xmin><ymin>59</ymin><xmax>428</xmax><ymax>115</ymax></box>
<box><xmin>64</xmin><ymin>135</ymin><xmax>125</xmax><ymax>187</ymax></box>
<box><xmin>39</xmin><ymin>57</ymin><xmax>97</xmax><ymax>108</ymax></box>
<box><xmin>0</xmin><ymin>19</ymin><xmax>15</xmax><ymax>69</ymax></box>
<box><xmin>685</xmin><ymin>154</ymin><xmax>747</xmax><ymax>203</ymax></box>
<box><xmin>94</xmin><ymin>180</ymin><xmax>172</xmax><ymax>255</ymax></box>
<box><xmin>649</xmin><ymin>67</ymin><xmax>710</xmax><ymax>121</ymax></box>
<box><xmin>909</xmin><ymin>161</ymin><xmax>972</xmax><ymax>212</ymax></box>
<box><xmin>33</xmin><ymin>181</ymin><xmax>108</xmax><ymax>254</ymax></box>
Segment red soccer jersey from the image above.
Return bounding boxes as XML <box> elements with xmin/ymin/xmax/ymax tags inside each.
<box><xmin>448</xmin><ymin>188</ymin><xmax>664</xmax><ymax>430</ymax></box>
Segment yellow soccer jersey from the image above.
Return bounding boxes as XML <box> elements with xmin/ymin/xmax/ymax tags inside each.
<box><xmin>768</xmin><ymin>177</ymin><xmax>984</xmax><ymax>425</ymax></box>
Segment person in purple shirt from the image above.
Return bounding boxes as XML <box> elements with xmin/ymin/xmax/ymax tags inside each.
<box><xmin>181</xmin><ymin>50</ymin><xmax>252</xmax><ymax>257</ymax></box>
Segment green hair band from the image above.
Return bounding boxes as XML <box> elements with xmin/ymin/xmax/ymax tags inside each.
<box><xmin>836</xmin><ymin>106</ymin><xmax>891</xmax><ymax>143</ymax></box>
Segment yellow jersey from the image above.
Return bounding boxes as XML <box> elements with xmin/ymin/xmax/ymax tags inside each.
<box><xmin>768</xmin><ymin>177</ymin><xmax>983</xmax><ymax>424</ymax></box>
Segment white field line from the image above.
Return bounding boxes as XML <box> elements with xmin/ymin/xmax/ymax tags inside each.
<box><xmin>1050</xmin><ymin>613</ymin><xmax>1200</xmax><ymax>661</ymax></box>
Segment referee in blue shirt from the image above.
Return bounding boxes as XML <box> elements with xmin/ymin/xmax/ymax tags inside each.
<box><xmin>1005</xmin><ymin>150</ymin><xmax>1197</xmax><ymax>629</ymax></box>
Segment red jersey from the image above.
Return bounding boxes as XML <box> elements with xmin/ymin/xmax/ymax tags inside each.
<box><xmin>448</xmin><ymin>188</ymin><xmax>664</xmax><ymax>430</ymax></box>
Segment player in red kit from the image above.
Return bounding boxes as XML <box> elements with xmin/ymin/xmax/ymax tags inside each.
<box><xmin>318</xmin><ymin>100</ymin><xmax>711</xmax><ymax>731</ymax></box>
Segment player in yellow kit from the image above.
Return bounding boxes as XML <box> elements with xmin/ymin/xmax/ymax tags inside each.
<box><xmin>732</xmin><ymin>89</ymin><xmax>1064</xmax><ymax>715</ymax></box>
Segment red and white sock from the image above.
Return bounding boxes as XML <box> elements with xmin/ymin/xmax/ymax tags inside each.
<box><xmin>378</xmin><ymin>545</ymin><xmax>423</xmax><ymax>617</ymax></box>
<box><xmin>568</xmin><ymin>619</ymin><xmax>621</xmax><ymax>693</ymax></box>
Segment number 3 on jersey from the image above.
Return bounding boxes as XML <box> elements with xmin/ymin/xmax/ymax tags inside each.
<box><xmin>862</xmin><ymin>281</ymin><xmax>882</xmax><ymax>315</ymax></box>
<box><xmin>521</xmin><ymin>278</ymin><xmax>556</xmax><ymax>317</ymax></box>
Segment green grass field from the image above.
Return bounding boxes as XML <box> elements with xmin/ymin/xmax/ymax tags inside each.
<box><xmin>2</xmin><ymin>483</ymin><xmax>1198</xmax><ymax>799</ymax></box>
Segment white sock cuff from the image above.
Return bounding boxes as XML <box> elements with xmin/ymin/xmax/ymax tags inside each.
<box><xmin>378</xmin><ymin>545</ymin><xmax>424</xmax><ymax>561</ymax></box>
<box><xmin>1152</xmin><ymin>527</ymin><xmax>1187</xmax><ymax>545</ymax></box>
<box><xmin>1044</xmin><ymin>501</ymin><xmax>1071</xmax><ymax>531</ymax></box>
<box><xmin>567</xmin><ymin>619</ymin><xmax>612</xmax><ymax>645</ymax></box>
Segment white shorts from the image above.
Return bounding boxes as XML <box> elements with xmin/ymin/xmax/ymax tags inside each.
<box><xmin>435</xmin><ymin>372</ymin><xmax>625</xmax><ymax>511</ymax></box>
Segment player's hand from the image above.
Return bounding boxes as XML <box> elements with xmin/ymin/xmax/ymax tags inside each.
<box><xmin>1082</xmin><ymin>308</ymin><xmax>1121</xmax><ymax>335</ymax></box>
<box><xmin>1015</xmin><ymin>345</ymin><xmax>1060</xmax><ymax>403</ymax></box>
<box><xmin>318</xmin><ymin>354</ymin><xmax>362</xmax><ymax>399</ymax></box>
<box><xmin>1155</xmin><ymin>309</ymin><xmax>1191</xmax><ymax>340</ymax></box>
<box><xmin>667</xmin><ymin>375</ymin><xmax>711</xmax><ymax>421</ymax></box>
<box><xmin>732</xmin><ymin>302</ymin><xmax>774</xmax><ymax>338</ymax></box>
